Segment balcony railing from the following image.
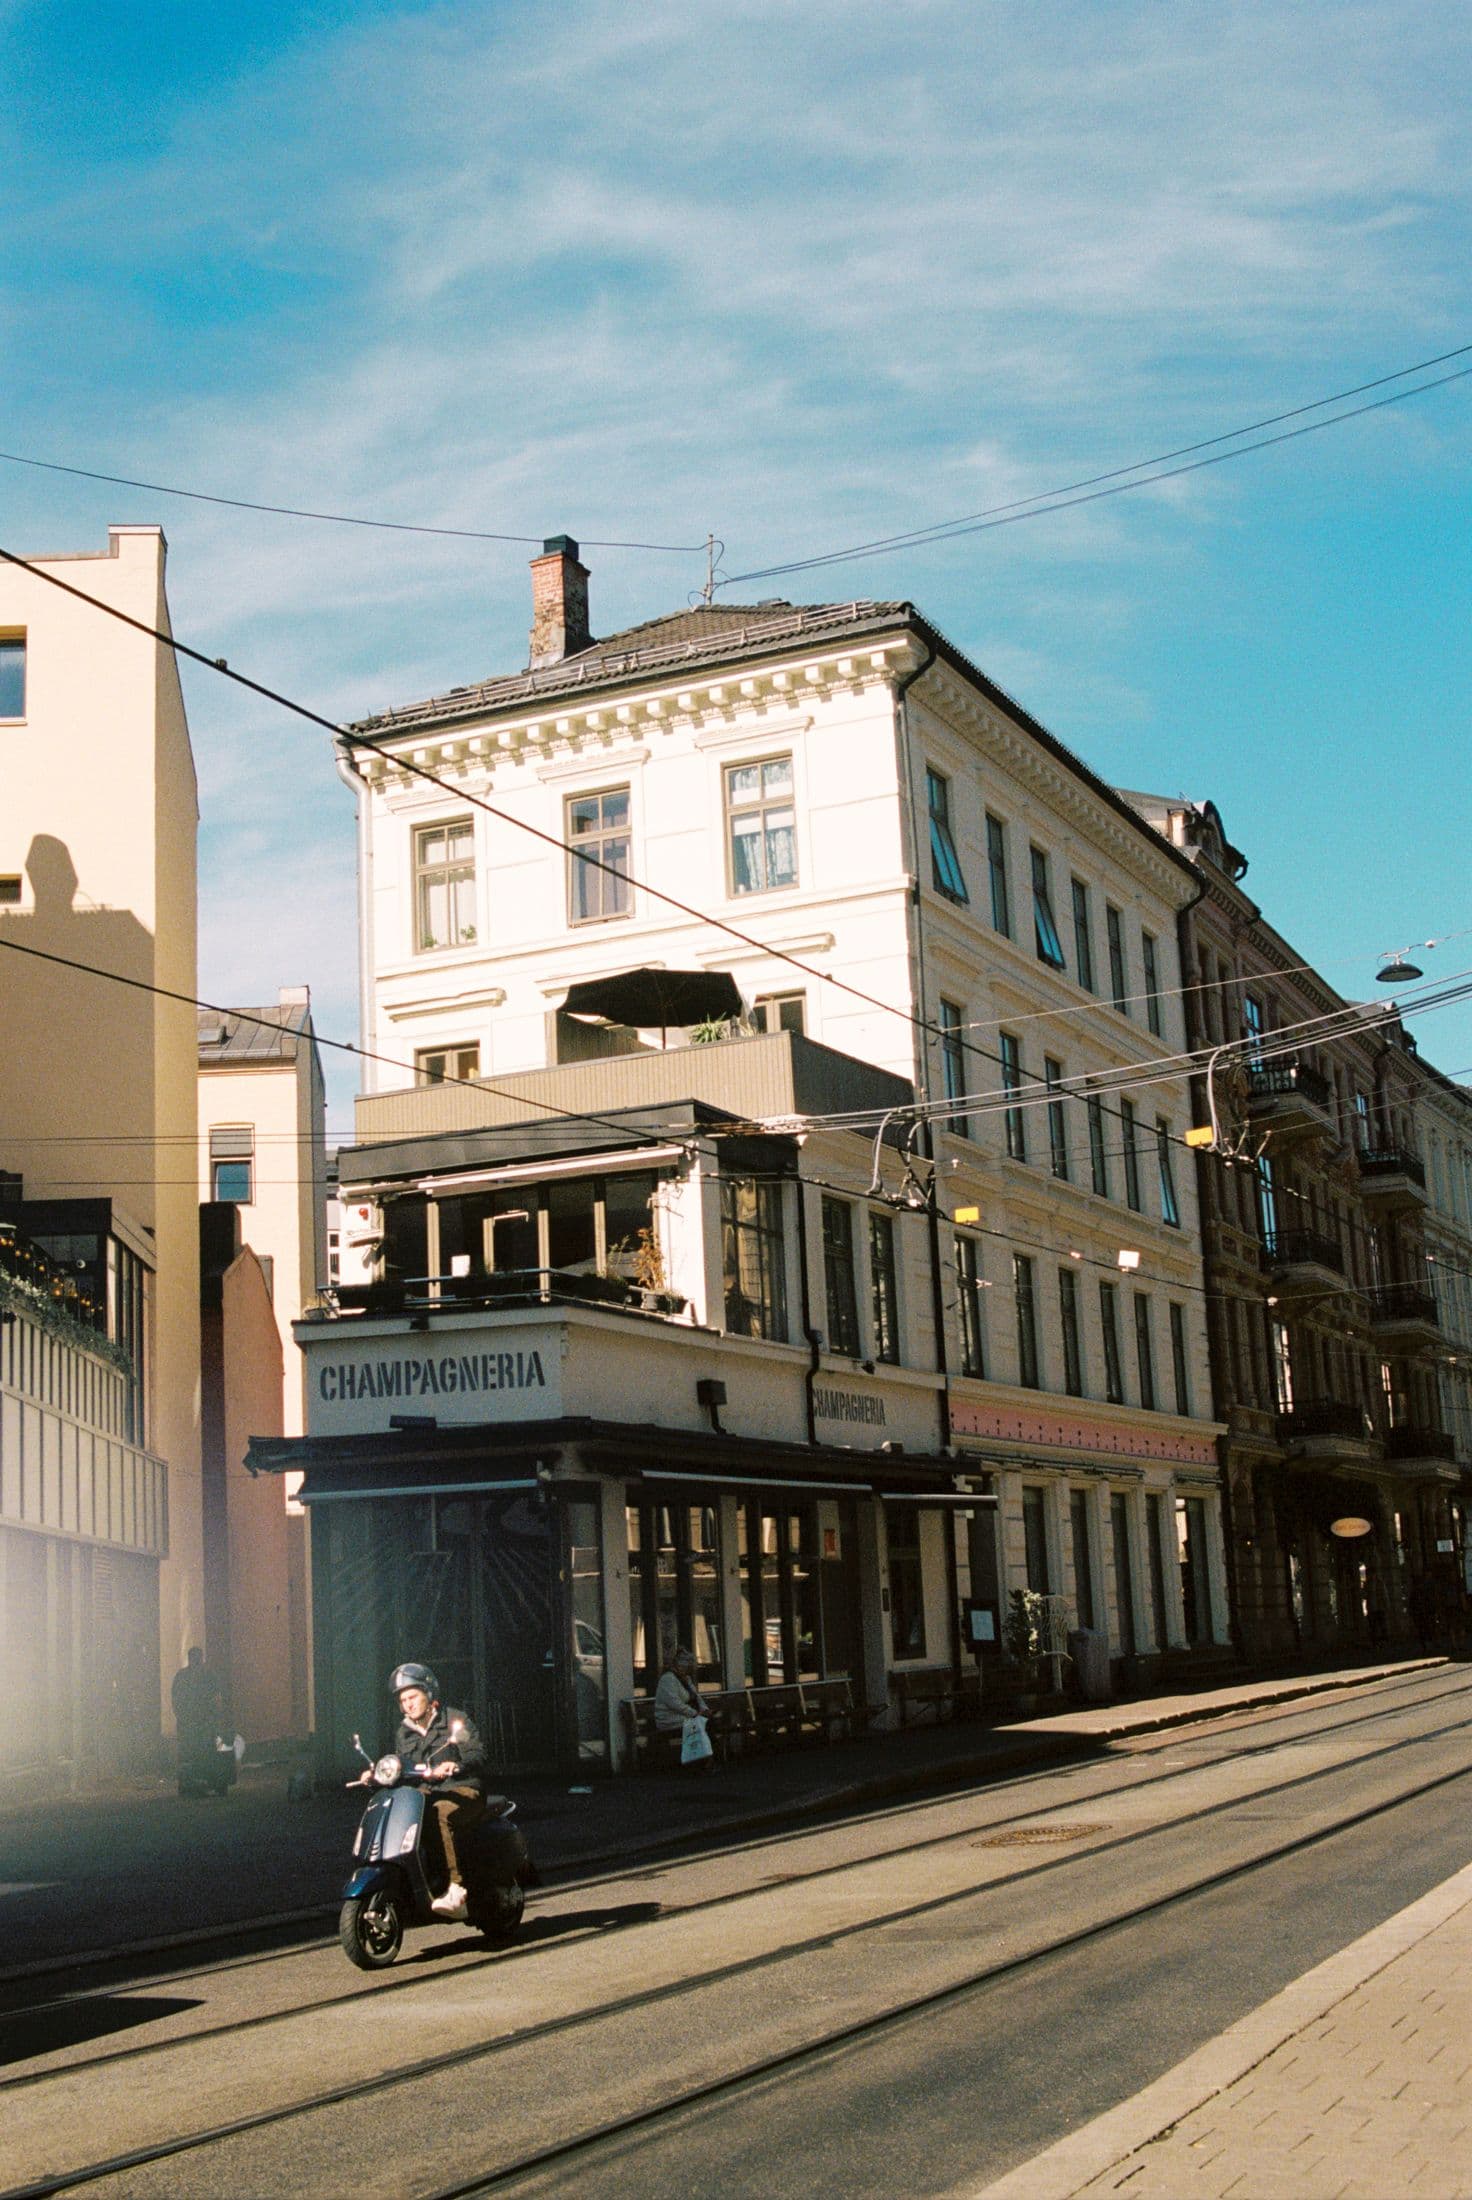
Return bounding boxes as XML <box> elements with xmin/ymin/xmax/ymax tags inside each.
<box><xmin>1276</xmin><ymin>1399</ymin><xmax>1372</xmax><ymax>1446</ymax></box>
<box><xmin>1268</xmin><ymin>1228</ymin><xmax>1346</xmax><ymax>1276</ymax></box>
<box><xmin>1384</xmin><ymin>1426</ymin><xmax>1457</xmax><ymax>1463</ymax></box>
<box><xmin>1358</xmin><ymin>1147</ymin><xmax>1427</xmax><ymax>1190</ymax></box>
<box><xmin>317</xmin><ymin>1267</ymin><xmax>689</xmax><ymax>1323</ymax></box>
<box><xmin>1249</xmin><ymin>1060</ymin><xmax>1333</xmax><ymax>1110</ymax></box>
<box><xmin>1367</xmin><ymin>1283</ymin><xmax>1440</xmax><ymax>1329</ymax></box>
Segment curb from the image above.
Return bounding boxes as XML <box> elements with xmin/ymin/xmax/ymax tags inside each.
<box><xmin>967</xmin><ymin>1854</ymin><xmax>1472</xmax><ymax>2200</ymax></box>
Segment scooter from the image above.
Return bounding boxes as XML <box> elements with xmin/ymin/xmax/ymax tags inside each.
<box><xmin>339</xmin><ymin>1736</ymin><xmax>534</xmax><ymax>1970</ymax></box>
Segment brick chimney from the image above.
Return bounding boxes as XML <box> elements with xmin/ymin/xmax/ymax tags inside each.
<box><xmin>528</xmin><ymin>534</ymin><xmax>592</xmax><ymax>669</ymax></box>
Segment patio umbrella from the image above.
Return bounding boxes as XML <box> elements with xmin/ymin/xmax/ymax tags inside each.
<box><xmin>561</xmin><ymin>967</ymin><xmax>745</xmax><ymax>1045</ymax></box>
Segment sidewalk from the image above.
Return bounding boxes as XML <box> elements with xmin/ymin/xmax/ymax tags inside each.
<box><xmin>0</xmin><ymin>1654</ymin><xmax>1446</xmax><ymax>1983</ymax></box>
<box><xmin>977</xmin><ymin>1857</ymin><xmax>1472</xmax><ymax>2200</ymax></box>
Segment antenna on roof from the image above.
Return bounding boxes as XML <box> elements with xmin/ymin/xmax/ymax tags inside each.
<box><xmin>701</xmin><ymin>534</ymin><xmax>726</xmax><ymax>606</ymax></box>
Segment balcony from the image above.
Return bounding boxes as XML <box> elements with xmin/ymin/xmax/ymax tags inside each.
<box><xmin>322</xmin><ymin>1267</ymin><xmax>690</xmax><ymax>1325</ymax></box>
<box><xmin>1275</xmin><ymin>1398</ymin><xmax>1379</xmax><ymax>1461</ymax></box>
<box><xmin>1247</xmin><ymin>1059</ymin><xmax>1336</xmax><ymax>1145</ymax></box>
<box><xmin>1267</xmin><ymin>1228</ymin><xmax>1347</xmax><ymax>1295</ymax></box>
<box><xmin>1367</xmin><ymin>1282</ymin><xmax>1441</xmax><ymax>1349</ymax></box>
<box><xmin>1357</xmin><ymin>1147</ymin><xmax>1428</xmax><ymax>1215</ymax></box>
<box><xmin>1383</xmin><ymin>1426</ymin><xmax>1459</xmax><ymax>1477</ymax></box>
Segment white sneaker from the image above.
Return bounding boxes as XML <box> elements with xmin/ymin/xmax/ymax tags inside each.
<box><xmin>431</xmin><ymin>1882</ymin><xmax>468</xmax><ymax>1916</ymax></box>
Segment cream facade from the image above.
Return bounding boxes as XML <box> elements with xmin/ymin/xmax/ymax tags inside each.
<box><xmin>324</xmin><ymin>552</ymin><xmax>1229</xmax><ymax>1703</ymax></box>
<box><xmin>0</xmin><ymin>525</ymin><xmax>202</xmax><ymax>1759</ymax></box>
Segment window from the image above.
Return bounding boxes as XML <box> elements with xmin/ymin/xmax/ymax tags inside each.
<box><xmin>0</xmin><ymin>875</ymin><xmax>20</xmax><ymax>905</ymax></box>
<box><xmin>985</xmin><ymin>814</ymin><xmax>1011</xmax><ymax>937</ymax></box>
<box><xmin>566</xmin><ymin>787</ymin><xmax>632</xmax><ymax>923</ymax></box>
<box><xmin>1071</xmin><ymin>879</ymin><xmax>1095</xmax><ymax>992</ymax></box>
<box><xmin>1088</xmin><ymin>1093</ymin><xmax>1110</xmax><ymax>1198</ymax></box>
<box><xmin>1045</xmin><ymin>1058</ymin><xmax>1069</xmax><ymax>1179</ymax></box>
<box><xmin>939</xmin><ymin>999</ymin><xmax>969</xmax><ymax>1138</ymax></box>
<box><xmin>1120</xmin><ymin>1098</ymin><xmax>1142</xmax><ymax>1211</ymax></box>
<box><xmin>1146</xmin><ymin>1492</ymin><xmax>1170</xmax><ymax>1647</ymax></box>
<box><xmin>1059</xmin><ymin>1266</ymin><xmax>1084</xmax><ymax>1396</ymax></box>
<box><xmin>821</xmin><ymin>1196</ymin><xmax>861</xmax><ymax>1356</ymax></box>
<box><xmin>755</xmin><ymin>992</ymin><xmax>805</xmax><ymax>1035</ymax></box>
<box><xmin>1243</xmin><ymin>992</ymin><xmax>1265</xmax><ymax>1064</ymax></box>
<box><xmin>1142</xmin><ymin>932</ymin><xmax>1163</xmax><ymax>1036</ymax></box>
<box><xmin>887</xmin><ymin>1503</ymin><xmax>927</xmax><ymax>1659</ymax></box>
<box><xmin>957</xmin><ymin>1236</ymin><xmax>986</xmax><ymax>1377</ymax></box>
<box><xmin>1100</xmin><ymin>1281</ymin><xmax>1125</xmax><ymax>1403</ymax></box>
<box><xmin>1111</xmin><ymin>1492</ymin><xmax>1137</xmax><ymax>1653</ymax></box>
<box><xmin>1031</xmin><ymin>847</ymin><xmax>1066</xmax><ymax>970</ymax></box>
<box><xmin>1014</xmin><ymin>1252</ymin><xmax>1040</xmax><ymax>1388</ymax></box>
<box><xmin>1169</xmin><ymin>1302</ymin><xmax>1191</xmax><ymax>1416</ymax></box>
<box><xmin>0</xmin><ymin>636</ymin><xmax>24</xmax><ymax>718</ymax></box>
<box><xmin>726</xmin><ymin>756</ymin><xmax>797</xmax><ymax>895</ymax></box>
<box><xmin>415</xmin><ymin>1044</ymin><xmax>480</xmax><ymax>1088</ymax></box>
<box><xmin>1106</xmin><ymin>904</ymin><xmax>1128</xmax><ymax>1013</ymax></box>
<box><xmin>869</xmin><ymin>1210</ymin><xmax>900</xmax><ymax>1364</ymax></box>
<box><xmin>1156</xmin><ymin>1118</ymin><xmax>1180</xmax><ymax>1225</ymax></box>
<box><xmin>1134</xmin><ymin>1293</ymin><xmax>1156</xmax><ymax>1410</ymax></box>
<box><xmin>1001</xmin><ymin>1031</ymin><xmax>1026</xmax><ymax>1162</ymax></box>
<box><xmin>414</xmin><ymin>818</ymin><xmax>476</xmax><ymax>952</ymax></box>
<box><xmin>1272</xmin><ymin>1317</ymin><xmax>1294</xmax><ymax>1413</ymax></box>
<box><xmin>209</xmin><ymin>1125</ymin><xmax>253</xmax><ymax>1204</ymax></box>
<box><xmin>1353</xmin><ymin>1090</ymin><xmax>1371</xmax><ymax>1150</ymax></box>
<box><xmin>1070</xmin><ymin>1490</ymin><xmax>1097</xmax><ymax>1630</ymax></box>
<box><xmin>1256</xmin><ymin>1153</ymin><xmax>1279</xmax><ymax>1253</ymax></box>
<box><xmin>926</xmin><ymin>767</ymin><xmax>968</xmax><ymax>902</ymax></box>
<box><xmin>1176</xmin><ymin>1496</ymin><xmax>1210</xmax><ymax>1644</ymax></box>
<box><xmin>721</xmin><ymin>1179</ymin><xmax>788</xmax><ymax>1341</ymax></box>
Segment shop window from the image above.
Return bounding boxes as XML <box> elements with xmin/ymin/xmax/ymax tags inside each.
<box><xmin>627</xmin><ymin>1502</ymin><xmax>724</xmax><ymax>1690</ymax></box>
<box><xmin>887</xmin><ymin>1503</ymin><xmax>927</xmax><ymax>1659</ymax></box>
<box><xmin>721</xmin><ymin>1177</ymin><xmax>788</xmax><ymax>1340</ymax></box>
<box><xmin>738</xmin><ymin>1500</ymin><xmax>837</xmax><ymax>1686</ymax></box>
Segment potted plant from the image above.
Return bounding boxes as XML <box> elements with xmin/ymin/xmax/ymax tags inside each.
<box><xmin>1003</xmin><ymin>1588</ymin><xmax>1045</xmax><ymax>1711</ymax></box>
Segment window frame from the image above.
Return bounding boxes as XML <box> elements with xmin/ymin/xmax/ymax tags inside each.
<box><xmin>1014</xmin><ymin>1251</ymin><xmax>1040</xmax><ymax>1389</ymax></box>
<box><xmin>1106</xmin><ymin>904</ymin><xmax>1129</xmax><ymax>1014</ymax></box>
<box><xmin>1142</xmin><ymin>931</ymin><xmax>1163</xmax><ymax>1036</ymax></box>
<box><xmin>820</xmin><ymin>1195</ymin><xmax>861</xmax><ymax>1357</ymax></box>
<box><xmin>1087</xmin><ymin>1092</ymin><xmax>1110</xmax><ymax>1198</ymax></box>
<box><xmin>939</xmin><ymin>999</ymin><xmax>969</xmax><ymax>1139</ymax></box>
<box><xmin>1000</xmin><ymin>1031</ymin><xmax>1026</xmax><ymax>1163</ymax></box>
<box><xmin>1071</xmin><ymin>877</ymin><xmax>1095</xmax><ymax>992</ymax></box>
<box><xmin>1045</xmin><ymin>1057</ymin><xmax>1069</xmax><ymax>1180</ymax></box>
<box><xmin>1169</xmin><ymin>1301</ymin><xmax>1191</xmax><ymax>1416</ymax></box>
<box><xmin>725</xmin><ymin>753</ymin><xmax>798</xmax><ymax>898</ymax></box>
<box><xmin>868</xmin><ymin>1208</ymin><xmax>900</xmax><ymax>1364</ymax></box>
<box><xmin>0</xmin><ymin>633</ymin><xmax>25</xmax><ymax>720</ymax></box>
<box><xmin>1059</xmin><ymin>1265</ymin><xmax>1084</xmax><ymax>1396</ymax></box>
<box><xmin>754</xmin><ymin>991</ymin><xmax>806</xmax><ymax>1036</ymax></box>
<box><xmin>415</xmin><ymin>1043</ymin><xmax>481</xmax><ymax>1089</ymax></box>
<box><xmin>926</xmin><ymin>766</ymin><xmax>969</xmax><ymax>903</ymax></box>
<box><xmin>1134</xmin><ymin>1293</ymin><xmax>1157</xmax><ymax>1411</ymax></box>
<box><xmin>1030</xmin><ymin>846</ymin><xmax>1067</xmax><ymax>970</ymax></box>
<box><xmin>985</xmin><ymin>813</ymin><xmax>1011</xmax><ymax>938</ymax></box>
<box><xmin>721</xmin><ymin>1177</ymin><xmax>789</xmax><ymax>1342</ymax></box>
<box><xmin>1155</xmin><ymin>1118</ymin><xmax>1180</xmax><ymax>1226</ymax></box>
<box><xmin>956</xmin><ymin>1234</ymin><xmax>986</xmax><ymax>1378</ymax></box>
<box><xmin>413</xmin><ymin>815</ymin><xmax>477</xmax><ymax>954</ymax></box>
<box><xmin>565</xmin><ymin>784</ymin><xmax>633</xmax><ymax>925</ymax></box>
<box><xmin>1120</xmin><ymin>1097</ymin><xmax>1143</xmax><ymax>1212</ymax></box>
<box><xmin>1100</xmin><ymin>1280</ymin><xmax>1125</xmax><ymax>1404</ymax></box>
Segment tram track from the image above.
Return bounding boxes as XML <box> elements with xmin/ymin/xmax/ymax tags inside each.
<box><xmin>4</xmin><ymin>1664</ymin><xmax>1469</xmax><ymax>2092</ymax></box>
<box><xmin>4</xmin><ymin>1681</ymin><xmax>1472</xmax><ymax>2199</ymax></box>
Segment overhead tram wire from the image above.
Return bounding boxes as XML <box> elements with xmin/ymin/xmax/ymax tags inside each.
<box><xmin>0</xmin><ymin>934</ymin><xmax>688</xmax><ymax>1160</ymax></box>
<box><xmin>4</xmin><ymin>541</ymin><xmax>1464</xmax><ymax>1184</ymax></box>
<box><xmin>719</xmin><ymin>357</ymin><xmax>1472</xmax><ymax>589</ymax></box>
<box><xmin>0</xmin><ymin>458</ymin><xmax>702</xmax><ymax>554</ymax></box>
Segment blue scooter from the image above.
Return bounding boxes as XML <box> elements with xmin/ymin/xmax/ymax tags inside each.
<box><xmin>340</xmin><ymin>1735</ymin><xmax>534</xmax><ymax>1970</ymax></box>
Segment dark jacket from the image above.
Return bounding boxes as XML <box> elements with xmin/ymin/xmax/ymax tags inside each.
<box><xmin>394</xmin><ymin>1703</ymin><xmax>489</xmax><ymax>1794</ymax></box>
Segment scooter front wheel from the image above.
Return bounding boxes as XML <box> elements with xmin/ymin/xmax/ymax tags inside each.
<box><xmin>340</xmin><ymin>1888</ymin><xmax>404</xmax><ymax>1969</ymax></box>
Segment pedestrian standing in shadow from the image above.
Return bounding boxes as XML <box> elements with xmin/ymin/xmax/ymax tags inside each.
<box><xmin>171</xmin><ymin>1647</ymin><xmax>225</xmax><ymax>1796</ymax></box>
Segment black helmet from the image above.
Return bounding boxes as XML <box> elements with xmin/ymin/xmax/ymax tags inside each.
<box><xmin>389</xmin><ymin>1662</ymin><xmax>438</xmax><ymax>1700</ymax></box>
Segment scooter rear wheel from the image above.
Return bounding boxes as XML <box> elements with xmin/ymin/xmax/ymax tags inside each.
<box><xmin>340</xmin><ymin>1888</ymin><xmax>404</xmax><ymax>1969</ymax></box>
<box><xmin>477</xmin><ymin>1880</ymin><xmax>525</xmax><ymax>1946</ymax></box>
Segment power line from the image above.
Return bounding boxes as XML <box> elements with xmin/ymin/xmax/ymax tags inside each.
<box><xmin>0</xmin><ymin>454</ymin><xmax>702</xmax><ymax>554</ymax></box>
<box><xmin>721</xmin><ymin>355</ymin><xmax>1472</xmax><ymax>588</ymax></box>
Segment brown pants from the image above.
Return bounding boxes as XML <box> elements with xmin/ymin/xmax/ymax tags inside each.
<box><xmin>427</xmin><ymin>1782</ymin><xmax>486</xmax><ymax>1887</ymax></box>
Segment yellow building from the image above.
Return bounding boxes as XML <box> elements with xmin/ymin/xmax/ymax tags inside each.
<box><xmin>0</xmin><ymin>524</ymin><xmax>203</xmax><ymax>1770</ymax></box>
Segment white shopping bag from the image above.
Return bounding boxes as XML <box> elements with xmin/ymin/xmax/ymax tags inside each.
<box><xmin>681</xmin><ymin>1715</ymin><xmax>714</xmax><ymax>1765</ymax></box>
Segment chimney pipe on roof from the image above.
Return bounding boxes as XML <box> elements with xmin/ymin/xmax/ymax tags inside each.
<box><xmin>529</xmin><ymin>534</ymin><xmax>591</xmax><ymax>669</ymax></box>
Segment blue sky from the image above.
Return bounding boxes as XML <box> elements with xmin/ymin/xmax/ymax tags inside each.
<box><xmin>4</xmin><ymin>0</ymin><xmax>1469</xmax><ymax>1132</ymax></box>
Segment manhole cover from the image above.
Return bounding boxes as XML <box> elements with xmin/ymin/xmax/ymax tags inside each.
<box><xmin>971</xmin><ymin>1823</ymin><xmax>1110</xmax><ymax>1848</ymax></box>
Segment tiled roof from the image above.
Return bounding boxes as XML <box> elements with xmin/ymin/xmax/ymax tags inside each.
<box><xmin>198</xmin><ymin>1003</ymin><xmax>312</xmax><ymax>1063</ymax></box>
<box><xmin>347</xmin><ymin>598</ymin><xmax>914</xmax><ymax>739</ymax></box>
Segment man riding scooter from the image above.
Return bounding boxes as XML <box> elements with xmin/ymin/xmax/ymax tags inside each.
<box><xmin>355</xmin><ymin>1662</ymin><xmax>488</xmax><ymax>1917</ymax></box>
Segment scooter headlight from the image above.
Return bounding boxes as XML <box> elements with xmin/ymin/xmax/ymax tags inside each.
<box><xmin>373</xmin><ymin>1753</ymin><xmax>402</xmax><ymax>1786</ymax></box>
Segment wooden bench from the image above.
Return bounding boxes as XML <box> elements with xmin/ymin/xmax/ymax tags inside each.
<box><xmin>890</xmin><ymin>1666</ymin><xmax>982</xmax><ymax>1727</ymax></box>
<box><xmin>620</xmin><ymin>1691</ymin><xmax>746</xmax><ymax>1771</ymax></box>
<box><xmin>745</xmin><ymin>1682</ymin><xmax>809</xmax><ymax>1748</ymax></box>
<box><xmin>800</xmin><ymin>1676</ymin><xmax>855</xmax><ymax>1742</ymax></box>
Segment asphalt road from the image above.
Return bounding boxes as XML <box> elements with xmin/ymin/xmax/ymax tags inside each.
<box><xmin>4</xmin><ymin>1666</ymin><xmax>1471</xmax><ymax>2200</ymax></box>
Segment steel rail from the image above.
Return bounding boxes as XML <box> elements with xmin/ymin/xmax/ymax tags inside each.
<box><xmin>4</xmin><ymin>1696</ymin><xmax>1471</xmax><ymax>2199</ymax></box>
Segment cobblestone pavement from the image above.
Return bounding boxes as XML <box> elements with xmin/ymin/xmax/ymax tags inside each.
<box><xmin>980</xmin><ymin>1858</ymin><xmax>1472</xmax><ymax>2200</ymax></box>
